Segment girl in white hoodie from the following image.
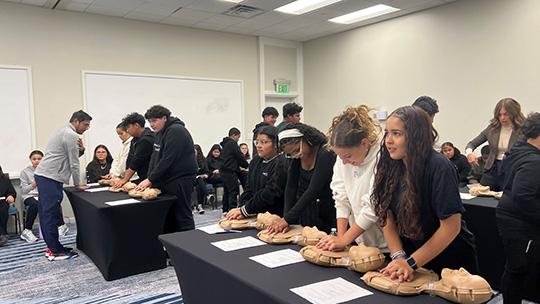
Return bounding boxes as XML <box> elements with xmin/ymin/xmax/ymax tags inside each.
<box><xmin>316</xmin><ymin>105</ymin><xmax>388</xmax><ymax>253</ymax></box>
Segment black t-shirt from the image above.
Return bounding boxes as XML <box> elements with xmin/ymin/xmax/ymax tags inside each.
<box><xmin>389</xmin><ymin>152</ymin><xmax>478</xmax><ymax>274</ymax></box>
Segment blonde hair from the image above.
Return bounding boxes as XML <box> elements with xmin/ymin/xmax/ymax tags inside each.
<box><xmin>328</xmin><ymin>105</ymin><xmax>382</xmax><ymax>148</ymax></box>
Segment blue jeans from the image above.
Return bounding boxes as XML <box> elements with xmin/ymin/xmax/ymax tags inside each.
<box><xmin>35</xmin><ymin>175</ymin><xmax>68</xmax><ymax>254</ymax></box>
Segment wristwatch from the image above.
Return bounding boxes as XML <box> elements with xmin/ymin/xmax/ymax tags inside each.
<box><xmin>406</xmin><ymin>256</ymin><xmax>418</xmax><ymax>270</ymax></box>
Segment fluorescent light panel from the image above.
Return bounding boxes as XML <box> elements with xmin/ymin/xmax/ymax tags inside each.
<box><xmin>275</xmin><ymin>0</ymin><xmax>342</xmax><ymax>15</ymax></box>
<box><xmin>329</xmin><ymin>4</ymin><xmax>399</xmax><ymax>24</ymax></box>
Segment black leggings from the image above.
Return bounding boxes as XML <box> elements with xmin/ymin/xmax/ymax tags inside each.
<box><xmin>500</xmin><ymin>237</ymin><xmax>540</xmax><ymax>304</ymax></box>
<box><xmin>194</xmin><ymin>177</ymin><xmax>209</xmax><ymax>206</ymax></box>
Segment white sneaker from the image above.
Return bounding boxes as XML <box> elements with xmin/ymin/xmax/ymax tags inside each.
<box><xmin>197</xmin><ymin>204</ymin><xmax>205</xmax><ymax>214</ymax></box>
<box><xmin>58</xmin><ymin>224</ymin><xmax>69</xmax><ymax>238</ymax></box>
<box><xmin>20</xmin><ymin>229</ymin><xmax>38</xmax><ymax>243</ymax></box>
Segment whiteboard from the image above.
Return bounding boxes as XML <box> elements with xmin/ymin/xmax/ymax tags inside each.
<box><xmin>0</xmin><ymin>66</ymin><xmax>36</xmax><ymax>178</ymax></box>
<box><xmin>83</xmin><ymin>71</ymin><xmax>244</xmax><ymax>163</ymax></box>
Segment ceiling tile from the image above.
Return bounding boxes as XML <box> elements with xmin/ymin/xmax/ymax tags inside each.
<box><xmin>171</xmin><ymin>7</ymin><xmax>214</xmax><ymax>21</ymax></box>
<box><xmin>21</xmin><ymin>0</ymin><xmax>46</xmax><ymax>5</ymax></box>
<box><xmin>72</xmin><ymin>0</ymin><xmax>94</xmax><ymax>4</ymax></box>
<box><xmin>192</xmin><ymin>21</ymin><xmax>230</xmax><ymax>31</ymax></box>
<box><xmin>186</xmin><ymin>0</ymin><xmax>236</xmax><ymax>14</ymax></box>
<box><xmin>133</xmin><ymin>2</ymin><xmax>182</xmax><ymax>16</ymax></box>
<box><xmin>301</xmin><ymin>20</ymin><xmax>345</xmax><ymax>32</ymax></box>
<box><xmin>233</xmin><ymin>19</ymin><xmax>273</xmax><ymax>30</ymax></box>
<box><xmin>241</xmin><ymin>0</ymin><xmax>291</xmax><ymax>11</ymax></box>
<box><xmin>148</xmin><ymin>0</ymin><xmax>196</xmax><ymax>5</ymax></box>
<box><xmin>302</xmin><ymin>7</ymin><xmax>345</xmax><ymax>21</ymax></box>
<box><xmin>330</xmin><ymin>0</ymin><xmax>376</xmax><ymax>13</ymax></box>
<box><xmin>387</xmin><ymin>0</ymin><xmax>443</xmax><ymax>10</ymax></box>
<box><xmin>221</xmin><ymin>26</ymin><xmax>256</xmax><ymax>35</ymax></box>
<box><xmin>85</xmin><ymin>4</ymin><xmax>130</xmax><ymax>17</ymax></box>
<box><xmin>405</xmin><ymin>0</ymin><xmax>447</xmax><ymax>11</ymax></box>
<box><xmin>124</xmin><ymin>11</ymin><xmax>167</xmax><ymax>22</ymax></box>
<box><xmin>160</xmin><ymin>16</ymin><xmax>199</xmax><ymax>26</ymax></box>
<box><xmin>3</xmin><ymin>0</ymin><xmax>22</xmax><ymax>3</ymax></box>
<box><xmin>203</xmin><ymin>14</ymin><xmax>245</xmax><ymax>26</ymax></box>
<box><xmin>63</xmin><ymin>2</ymin><xmax>90</xmax><ymax>11</ymax></box>
<box><xmin>251</xmin><ymin>10</ymin><xmax>294</xmax><ymax>24</ymax></box>
<box><xmin>92</xmin><ymin>0</ymin><xmax>146</xmax><ymax>11</ymax></box>
<box><xmin>279</xmin><ymin>16</ymin><xmax>320</xmax><ymax>28</ymax></box>
<box><xmin>259</xmin><ymin>23</ymin><xmax>297</xmax><ymax>34</ymax></box>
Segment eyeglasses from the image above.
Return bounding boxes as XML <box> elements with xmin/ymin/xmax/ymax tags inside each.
<box><xmin>253</xmin><ymin>139</ymin><xmax>271</xmax><ymax>146</ymax></box>
<box><xmin>82</xmin><ymin>123</ymin><xmax>91</xmax><ymax>129</ymax></box>
<box><xmin>284</xmin><ymin>141</ymin><xmax>303</xmax><ymax>159</ymax></box>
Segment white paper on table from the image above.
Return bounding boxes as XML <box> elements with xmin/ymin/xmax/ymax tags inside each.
<box><xmin>198</xmin><ymin>224</ymin><xmax>228</xmax><ymax>234</ymax></box>
<box><xmin>211</xmin><ymin>236</ymin><xmax>266</xmax><ymax>252</ymax></box>
<box><xmin>87</xmin><ymin>182</ymin><xmax>100</xmax><ymax>187</ymax></box>
<box><xmin>290</xmin><ymin>277</ymin><xmax>372</xmax><ymax>304</ymax></box>
<box><xmin>105</xmin><ymin>198</ymin><xmax>141</xmax><ymax>206</ymax></box>
<box><xmin>249</xmin><ymin>248</ymin><xmax>304</xmax><ymax>268</ymax></box>
<box><xmin>85</xmin><ymin>187</ymin><xmax>110</xmax><ymax>193</ymax></box>
<box><xmin>459</xmin><ymin>193</ymin><xmax>475</xmax><ymax>200</ymax></box>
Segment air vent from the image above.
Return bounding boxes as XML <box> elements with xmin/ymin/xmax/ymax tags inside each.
<box><xmin>222</xmin><ymin>5</ymin><xmax>264</xmax><ymax>19</ymax></box>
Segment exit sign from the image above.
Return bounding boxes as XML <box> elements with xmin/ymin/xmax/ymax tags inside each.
<box><xmin>277</xmin><ymin>84</ymin><xmax>289</xmax><ymax>94</ymax></box>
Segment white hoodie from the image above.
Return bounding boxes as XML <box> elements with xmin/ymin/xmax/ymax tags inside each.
<box><xmin>331</xmin><ymin>140</ymin><xmax>388</xmax><ymax>252</ymax></box>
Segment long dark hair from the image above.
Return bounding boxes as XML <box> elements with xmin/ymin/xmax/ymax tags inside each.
<box><xmin>91</xmin><ymin>144</ymin><xmax>113</xmax><ymax>181</ymax></box>
<box><xmin>0</xmin><ymin>164</ymin><xmax>7</xmax><ymax>179</ymax></box>
<box><xmin>239</xmin><ymin>143</ymin><xmax>251</xmax><ymax>160</ymax></box>
<box><xmin>489</xmin><ymin>98</ymin><xmax>525</xmax><ymax>130</ymax></box>
<box><xmin>279</xmin><ymin>122</ymin><xmax>327</xmax><ymax>149</ymax></box>
<box><xmin>371</xmin><ymin>106</ymin><xmax>438</xmax><ymax>240</ymax></box>
<box><xmin>206</xmin><ymin>144</ymin><xmax>221</xmax><ymax>159</ymax></box>
<box><xmin>194</xmin><ymin>144</ymin><xmax>206</xmax><ymax>168</ymax></box>
<box><xmin>440</xmin><ymin>142</ymin><xmax>461</xmax><ymax>160</ymax></box>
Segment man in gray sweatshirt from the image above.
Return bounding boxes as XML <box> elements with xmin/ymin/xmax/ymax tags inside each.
<box><xmin>35</xmin><ymin>110</ymin><xmax>92</xmax><ymax>261</ymax></box>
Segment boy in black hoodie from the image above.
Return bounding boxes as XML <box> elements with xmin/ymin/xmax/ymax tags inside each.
<box><xmin>136</xmin><ymin>105</ymin><xmax>198</xmax><ymax>232</ymax></box>
<box><xmin>497</xmin><ymin>112</ymin><xmax>540</xmax><ymax>304</ymax></box>
<box><xmin>252</xmin><ymin>107</ymin><xmax>279</xmax><ymax>154</ymax></box>
<box><xmin>220</xmin><ymin>127</ymin><xmax>249</xmax><ymax>216</ymax></box>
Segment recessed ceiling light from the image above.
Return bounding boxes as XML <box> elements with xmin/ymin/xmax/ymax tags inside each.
<box><xmin>329</xmin><ymin>4</ymin><xmax>399</xmax><ymax>24</ymax></box>
<box><xmin>275</xmin><ymin>0</ymin><xmax>343</xmax><ymax>15</ymax></box>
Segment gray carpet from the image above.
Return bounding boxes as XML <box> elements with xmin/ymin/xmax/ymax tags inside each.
<box><xmin>0</xmin><ymin>206</ymin><xmax>223</xmax><ymax>303</ymax></box>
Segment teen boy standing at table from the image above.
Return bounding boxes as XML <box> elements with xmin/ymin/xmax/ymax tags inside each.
<box><xmin>34</xmin><ymin>110</ymin><xmax>91</xmax><ymax>261</ymax></box>
<box><xmin>135</xmin><ymin>105</ymin><xmax>198</xmax><ymax>232</ymax></box>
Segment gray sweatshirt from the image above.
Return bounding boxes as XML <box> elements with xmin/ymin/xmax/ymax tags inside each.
<box><xmin>35</xmin><ymin>123</ymin><xmax>83</xmax><ymax>185</ymax></box>
<box><xmin>20</xmin><ymin>165</ymin><xmax>39</xmax><ymax>201</ymax></box>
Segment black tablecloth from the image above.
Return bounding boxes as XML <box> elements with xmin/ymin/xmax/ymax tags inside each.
<box><xmin>160</xmin><ymin>229</ymin><xmax>452</xmax><ymax>304</ymax></box>
<box><xmin>461</xmin><ymin>188</ymin><xmax>539</xmax><ymax>301</ymax></box>
<box><xmin>64</xmin><ymin>186</ymin><xmax>174</xmax><ymax>281</ymax></box>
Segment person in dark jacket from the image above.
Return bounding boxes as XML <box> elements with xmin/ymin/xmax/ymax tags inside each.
<box><xmin>0</xmin><ymin>165</ymin><xmax>17</xmax><ymax>246</ymax></box>
<box><xmin>252</xmin><ymin>107</ymin><xmax>279</xmax><ymax>153</ymax></box>
<box><xmin>193</xmin><ymin>144</ymin><xmax>210</xmax><ymax>214</ymax></box>
<box><xmin>497</xmin><ymin>112</ymin><xmax>540</xmax><ymax>304</ymax></box>
<box><xmin>220</xmin><ymin>127</ymin><xmax>249</xmax><ymax>215</ymax></box>
<box><xmin>266</xmin><ymin>123</ymin><xmax>337</xmax><ymax>235</ymax></box>
<box><xmin>226</xmin><ymin>126</ymin><xmax>287</xmax><ymax>220</ymax></box>
<box><xmin>113</xmin><ymin>112</ymin><xmax>155</xmax><ymax>188</ymax></box>
<box><xmin>85</xmin><ymin>144</ymin><xmax>113</xmax><ymax>183</ymax></box>
<box><xmin>135</xmin><ymin>105</ymin><xmax>198</xmax><ymax>232</ymax></box>
<box><xmin>468</xmin><ymin>145</ymin><xmax>490</xmax><ymax>184</ymax></box>
<box><xmin>206</xmin><ymin>144</ymin><xmax>223</xmax><ymax>186</ymax></box>
<box><xmin>441</xmin><ymin>142</ymin><xmax>471</xmax><ymax>187</ymax></box>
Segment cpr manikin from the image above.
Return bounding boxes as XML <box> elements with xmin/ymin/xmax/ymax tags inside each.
<box><xmin>300</xmin><ymin>243</ymin><xmax>385</xmax><ymax>273</ymax></box>
<box><xmin>258</xmin><ymin>226</ymin><xmax>328</xmax><ymax>246</ymax></box>
<box><xmin>218</xmin><ymin>212</ymin><xmax>280</xmax><ymax>230</ymax></box>
<box><xmin>362</xmin><ymin>267</ymin><xmax>493</xmax><ymax>304</ymax></box>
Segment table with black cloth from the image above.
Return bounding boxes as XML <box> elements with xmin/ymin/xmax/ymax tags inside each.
<box><xmin>160</xmin><ymin>229</ymin><xmax>453</xmax><ymax>304</ymax></box>
<box><xmin>64</xmin><ymin>186</ymin><xmax>174</xmax><ymax>281</ymax></box>
<box><xmin>460</xmin><ymin>188</ymin><xmax>539</xmax><ymax>302</ymax></box>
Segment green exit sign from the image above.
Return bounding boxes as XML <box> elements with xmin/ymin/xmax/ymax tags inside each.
<box><xmin>277</xmin><ymin>84</ymin><xmax>289</xmax><ymax>94</ymax></box>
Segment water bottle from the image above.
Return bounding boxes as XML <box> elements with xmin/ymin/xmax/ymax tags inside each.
<box><xmin>330</xmin><ymin>228</ymin><xmax>337</xmax><ymax>236</ymax></box>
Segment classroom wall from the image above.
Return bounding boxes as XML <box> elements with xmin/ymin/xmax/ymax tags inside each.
<box><xmin>0</xmin><ymin>1</ymin><xmax>261</xmax><ymax>220</ymax></box>
<box><xmin>0</xmin><ymin>1</ymin><xmax>260</xmax><ymax>149</ymax></box>
<box><xmin>303</xmin><ymin>0</ymin><xmax>539</xmax><ymax>151</ymax></box>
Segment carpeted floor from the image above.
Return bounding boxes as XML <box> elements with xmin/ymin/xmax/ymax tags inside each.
<box><xmin>0</xmin><ymin>206</ymin><xmax>223</xmax><ymax>304</ymax></box>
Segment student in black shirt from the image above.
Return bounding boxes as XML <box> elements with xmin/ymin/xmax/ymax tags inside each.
<box><xmin>266</xmin><ymin>123</ymin><xmax>336</xmax><ymax>235</ymax></box>
<box><xmin>193</xmin><ymin>144</ymin><xmax>210</xmax><ymax>214</ymax></box>
<box><xmin>206</xmin><ymin>144</ymin><xmax>223</xmax><ymax>186</ymax></box>
<box><xmin>440</xmin><ymin>142</ymin><xmax>471</xmax><ymax>187</ymax></box>
<box><xmin>85</xmin><ymin>144</ymin><xmax>113</xmax><ymax>183</ymax></box>
<box><xmin>136</xmin><ymin>105</ymin><xmax>198</xmax><ymax>232</ymax></box>
<box><xmin>219</xmin><ymin>128</ymin><xmax>249</xmax><ymax>215</ymax></box>
<box><xmin>497</xmin><ymin>112</ymin><xmax>540</xmax><ymax>304</ymax></box>
<box><xmin>226</xmin><ymin>126</ymin><xmax>287</xmax><ymax>220</ymax></box>
<box><xmin>372</xmin><ymin>106</ymin><xmax>478</xmax><ymax>282</ymax></box>
<box><xmin>113</xmin><ymin>112</ymin><xmax>154</xmax><ymax>188</ymax></box>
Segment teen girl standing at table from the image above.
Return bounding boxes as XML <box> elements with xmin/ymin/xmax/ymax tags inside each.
<box><xmin>267</xmin><ymin>123</ymin><xmax>336</xmax><ymax>234</ymax></box>
<box><xmin>316</xmin><ymin>105</ymin><xmax>387</xmax><ymax>253</ymax></box>
<box><xmin>372</xmin><ymin>106</ymin><xmax>478</xmax><ymax>282</ymax></box>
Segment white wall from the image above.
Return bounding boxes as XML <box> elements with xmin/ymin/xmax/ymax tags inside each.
<box><xmin>303</xmin><ymin>0</ymin><xmax>539</xmax><ymax>151</ymax></box>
